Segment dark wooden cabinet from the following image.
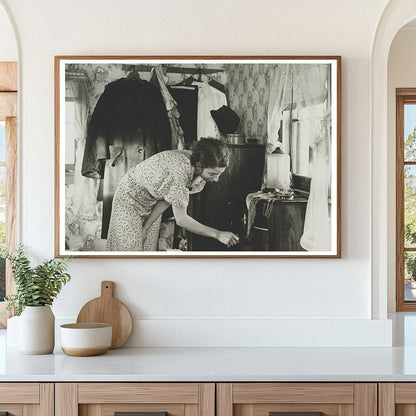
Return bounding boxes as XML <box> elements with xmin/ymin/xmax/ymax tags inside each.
<box><xmin>252</xmin><ymin>198</ymin><xmax>308</xmax><ymax>251</ymax></box>
<box><xmin>191</xmin><ymin>143</ymin><xmax>265</xmax><ymax>251</ymax></box>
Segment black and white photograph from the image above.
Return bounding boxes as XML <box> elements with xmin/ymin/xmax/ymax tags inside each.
<box><xmin>55</xmin><ymin>57</ymin><xmax>341</xmax><ymax>258</ymax></box>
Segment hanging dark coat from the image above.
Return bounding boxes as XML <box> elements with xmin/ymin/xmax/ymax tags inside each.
<box><xmin>81</xmin><ymin>77</ymin><xmax>171</xmax><ymax>239</ymax></box>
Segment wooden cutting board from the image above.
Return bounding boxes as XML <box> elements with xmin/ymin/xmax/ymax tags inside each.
<box><xmin>76</xmin><ymin>281</ymin><xmax>133</xmax><ymax>349</ymax></box>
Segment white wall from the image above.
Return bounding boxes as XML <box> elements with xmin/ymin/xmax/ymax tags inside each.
<box><xmin>387</xmin><ymin>26</ymin><xmax>416</xmax><ymax>312</ymax></box>
<box><xmin>0</xmin><ymin>0</ymin><xmax>393</xmax><ymax>347</ymax></box>
<box><xmin>0</xmin><ymin>2</ymin><xmax>17</xmax><ymax>61</ymax></box>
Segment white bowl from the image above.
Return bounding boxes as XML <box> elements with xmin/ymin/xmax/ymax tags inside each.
<box><xmin>60</xmin><ymin>323</ymin><xmax>112</xmax><ymax>356</ymax></box>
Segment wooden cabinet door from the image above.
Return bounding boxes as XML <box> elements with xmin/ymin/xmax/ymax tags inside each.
<box><xmin>379</xmin><ymin>383</ymin><xmax>416</xmax><ymax>416</ymax></box>
<box><xmin>252</xmin><ymin>199</ymin><xmax>307</xmax><ymax>251</ymax></box>
<box><xmin>217</xmin><ymin>383</ymin><xmax>377</xmax><ymax>416</ymax></box>
<box><xmin>56</xmin><ymin>383</ymin><xmax>215</xmax><ymax>416</ymax></box>
<box><xmin>0</xmin><ymin>383</ymin><xmax>53</xmax><ymax>416</ymax></box>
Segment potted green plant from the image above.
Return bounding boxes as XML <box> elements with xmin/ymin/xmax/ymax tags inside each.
<box><xmin>2</xmin><ymin>245</ymin><xmax>71</xmax><ymax>354</ymax></box>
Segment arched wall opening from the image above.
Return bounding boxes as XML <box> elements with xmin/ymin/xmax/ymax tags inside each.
<box><xmin>371</xmin><ymin>0</ymin><xmax>416</xmax><ymax>319</ymax></box>
<box><xmin>387</xmin><ymin>18</ymin><xmax>416</xmax><ymax>313</ymax></box>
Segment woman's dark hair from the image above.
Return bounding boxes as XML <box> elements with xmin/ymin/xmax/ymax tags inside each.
<box><xmin>190</xmin><ymin>138</ymin><xmax>229</xmax><ymax>168</ymax></box>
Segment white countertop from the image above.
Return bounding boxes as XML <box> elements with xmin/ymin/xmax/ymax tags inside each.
<box><xmin>2</xmin><ymin>342</ymin><xmax>416</xmax><ymax>382</ymax></box>
<box><xmin>3</xmin><ymin>314</ymin><xmax>416</xmax><ymax>383</ymax></box>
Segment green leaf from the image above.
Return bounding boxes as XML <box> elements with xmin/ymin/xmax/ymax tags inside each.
<box><xmin>5</xmin><ymin>245</ymin><xmax>71</xmax><ymax>314</ymax></box>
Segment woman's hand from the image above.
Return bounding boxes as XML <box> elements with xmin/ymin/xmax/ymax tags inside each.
<box><xmin>216</xmin><ymin>231</ymin><xmax>239</xmax><ymax>247</ymax></box>
<box><xmin>172</xmin><ymin>206</ymin><xmax>240</xmax><ymax>247</ymax></box>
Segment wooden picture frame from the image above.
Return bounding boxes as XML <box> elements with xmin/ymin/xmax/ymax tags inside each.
<box><xmin>55</xmin><ymin>56</ymin><xmax>341</xmax><ymax>258</ymax></box>
<box><xmin>396</xmin><ymin>88</ymin><xmax>416</xmax><ymax>311</ymax></box>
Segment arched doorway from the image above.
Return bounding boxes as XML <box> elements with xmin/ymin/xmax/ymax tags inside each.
<box><xmin>371</xmin><ymin>0</ymin><xmax>416</xmax><ymax>319</ymax></box>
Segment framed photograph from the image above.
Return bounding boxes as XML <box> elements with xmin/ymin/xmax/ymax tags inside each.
<box><xmin>55</xmin><ymin>56</ymin><xmax>341</xmax><ymax>258</ymax></box>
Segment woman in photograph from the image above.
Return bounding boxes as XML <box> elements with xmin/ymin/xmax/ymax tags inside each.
<box><xmin>106</xmin><ymin>138</ymin><xmax>239</xmax><ymax>251</ymax></box>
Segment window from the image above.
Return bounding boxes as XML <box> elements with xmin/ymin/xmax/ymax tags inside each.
<box><xmin>0</xmin><ymin>62</ymin><xmax>17</xmax><ymax>327</ymax></box>
<box><xmin>396</xmin><ymin>89</ymin><xmax>416</xmax><ymax>311</ymax></box>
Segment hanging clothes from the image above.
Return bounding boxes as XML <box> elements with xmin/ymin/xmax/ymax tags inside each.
<box><xmin>169</xmin><ymin>85</ymin><xmax>198</xmax><ymax>148</ymax></box>
<box><xmin>192</xmin><ymin>81</ymin><xmax>227</xmax><ymax>140</ymax></box>
<box><xmin>81</xmin><ymin>77</ymin><xmax>171</xmax><ymax>239</ymax></box>
<box><xmin>151</xmin><ymin>66</ymin><xmax>185</xmax><ymax>150</ymax></box>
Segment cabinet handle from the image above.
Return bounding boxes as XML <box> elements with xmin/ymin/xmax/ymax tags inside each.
<box><xmin>115</xmin><ymin>412</ymin><xmax>167</xmax><ymax>416</ymax></box>
<box><xmin>270</xmin><ymin>413</ymin><xmax>323</xmax><ymax>416</ymax></box>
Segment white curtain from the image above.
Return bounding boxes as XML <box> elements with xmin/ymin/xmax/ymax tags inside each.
<box><xmin>67</xmin><ymin>79</ymin><xmax>100</xmax><ymax>219</ymax></box>
<box><xmin>299</xmin><ymin>111</ymin><xmax>331</xmax><ymax>251</ymax></box>
<box><xmin>267</xmin><ymin>64</ymin><xmax>292</xmax><ymax>153</ymax></box>
<box><xmin>267</xmin><ymin>64</ymin><xmax>328</xmax><ymax>154</ymax></box>
<box><xmin>297</xmin><ymin>65</ymin><xmax>331</xmax><ymax>251</ymax></box>
<box><xmin>293</xmin><ymin>64</ymin><xmax>328</xmax><ymax>108</ymax></box>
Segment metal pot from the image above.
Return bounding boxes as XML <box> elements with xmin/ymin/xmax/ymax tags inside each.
<box><xmin>226</xmin><ymin>133</ymin><xmax>245</xmax><ymax>144</ymax></box>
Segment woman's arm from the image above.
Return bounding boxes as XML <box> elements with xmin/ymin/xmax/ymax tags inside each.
<box><xmin>172</xmin><ymin>205</ymin><xmax>239</xmax><ymax>246</ymax></box>
<box><xmin>143</xmin><ymin>200</ymin><xmax>171</xmax><ymax>233</ymax></box>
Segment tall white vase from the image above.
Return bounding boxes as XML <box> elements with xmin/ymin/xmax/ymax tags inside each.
<box><xmin>18</xmin><ymin>305</ymin><xmax>55</xmax><ymax>354</ymax></box>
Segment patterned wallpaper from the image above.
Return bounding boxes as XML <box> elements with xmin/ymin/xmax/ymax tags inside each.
<box><xmin>226</xmin><ymin>64</ymin><xmax>277</xmax><ymax>144</ymax></box>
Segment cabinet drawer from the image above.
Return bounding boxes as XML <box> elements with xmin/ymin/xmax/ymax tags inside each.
<box><xmin>218</xmin><ymin>383</ymin><xmax>376</xmax><ymax>416</ymax></box>
<box><xmin>0</xmin><ymin>383</ymin><xmax>53</xmax><ymax>416</ymax></box>
<box><xmin>78</xmin><ymin>383</ymin><xmax>200</xmax><ymax>404</ymax></box>
<box><xmin>56</xmin><ymin>383</ymin><xmax>215</xmax><ymax>416</ymax></box>
<box><xmin>0</xmin><ymin>383</ymin><xmax>39</xmax><ymax>403</ymax></box>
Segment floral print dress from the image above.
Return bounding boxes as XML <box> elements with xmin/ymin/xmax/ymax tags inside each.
<box><xmin>106</xmin><ymin>150</ymin><xmax>205</xmax><ymax>251</ymax></box>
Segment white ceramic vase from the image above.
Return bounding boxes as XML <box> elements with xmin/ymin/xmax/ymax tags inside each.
<box><xmin>18</xmin><ymin>305</ymin><xmax>55</xmax><ymax>354</ymax></box>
